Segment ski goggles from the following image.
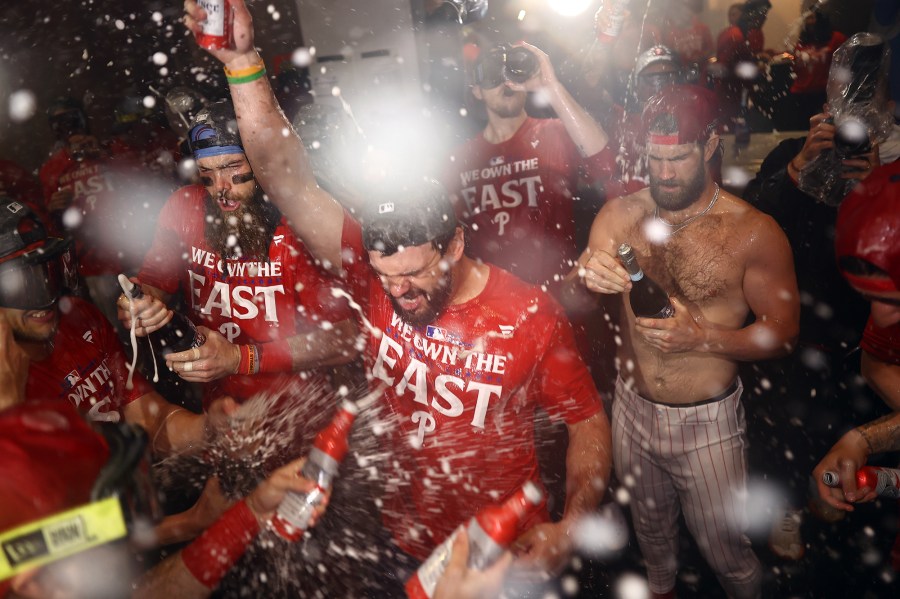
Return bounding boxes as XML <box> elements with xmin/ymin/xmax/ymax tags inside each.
<box><xmin>0</xmin><ymin>238</ymin><xmax>77</xmax><ymax>311</ymax></box>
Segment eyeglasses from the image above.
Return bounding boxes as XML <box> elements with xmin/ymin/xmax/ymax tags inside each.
<box><xmin>373</xmin><ymin>249</ymin><xmax>445</xmax><ymax>287</ymax></box>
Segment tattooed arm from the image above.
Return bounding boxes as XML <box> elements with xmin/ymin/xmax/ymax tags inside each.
<box><xmin>812</xmin><ymin>411</ymin><xmax>900</xmax><ymax>511</ymax></box>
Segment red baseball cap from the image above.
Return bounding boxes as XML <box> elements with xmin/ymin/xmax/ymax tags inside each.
<box><xmin>835</xmin><ymin>161</ymin><xmax>900</xmax><ymax>293</ymax></box>
<box><xmin>642</xmin><ymin>85</ymin><xmax>720</xmax><ymax>146</ymax></box>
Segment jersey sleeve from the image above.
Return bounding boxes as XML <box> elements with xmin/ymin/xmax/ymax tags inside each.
<box><xmin>861</xmin><ymin>317</ymin><xmax>900</xmax><ymax>366</ymax></box>
<box><xmin>138</xmin><ymin>187</ymin><xmax>196</xmax><ymax>294</ymax></box>
<box><xmin>534</xmin><ymin>297</ymin><xmax>603</xmax><ymax>424</ymax></box>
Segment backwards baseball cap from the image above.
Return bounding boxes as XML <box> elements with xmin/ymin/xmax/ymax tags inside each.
<box><xmin>188</xmin><ymin>100</ymin><xmax>243</xmax><ymax>160</ymax></box>
<box><xmin>635</xmin><ymin>45</ymin><xmax>677</xmax><ymax>78</ymax></box>
<box><xmin>642</xmin><ymin>84</ymin><xmax>719</xmax><ymax>146</ymax></box>
<box><xmin>835</xmin><ymin>163</ymin><xmax>900</xmax><ymax>293</ymax></box>
<box><xmin>0</xmin><ymin>200</ymin><xmax>76</xmax><ymax>310</ymax></box>
<box><xmin>361</xmin><ymin>178</ymin><xmax>459</xmax><ymax>256</ymax></box>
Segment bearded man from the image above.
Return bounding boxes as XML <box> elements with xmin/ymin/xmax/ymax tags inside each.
<box><xmin>570</xmin><ymin>86</ymin><xmax>800</xmax><ymax>599</ymax></box>
<box><xmin>119</xmin><ymin>101</ymin><xmax>358</xmax><ymax>409</ymax></box>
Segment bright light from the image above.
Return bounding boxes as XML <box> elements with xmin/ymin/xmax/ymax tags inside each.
<box><xmin>548</xmin><ymin>0</ymin><xmax>593</xmax><ymax>17</ymax></box>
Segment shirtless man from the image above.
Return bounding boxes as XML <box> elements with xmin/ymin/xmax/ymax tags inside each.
<box><xmin>570</xmin><ymin>86</ymin><xmax>799</xmax><ymax>599</ymax></box>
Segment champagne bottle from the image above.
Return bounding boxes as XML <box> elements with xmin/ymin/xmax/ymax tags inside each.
<box><xmin>118</xmin><ymin>274</ymin><xmax>206</xmax><ymax>356</ymax></box>
<box><xmin>617</xmin><ymin>243</ymin><xmax>674</xmax><ymax>319</ymax></box>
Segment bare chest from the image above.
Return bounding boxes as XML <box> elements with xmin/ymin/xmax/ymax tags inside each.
<box><xmin>626</xmin><ymin>216</ymin><xmax>744</xmax><ymax>305</ymax></box>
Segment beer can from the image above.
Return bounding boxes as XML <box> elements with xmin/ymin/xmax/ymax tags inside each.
<box><xmin>197</xmin><ymin>0</ymin><xmax>232</xmax><ymax>50</ymax></box>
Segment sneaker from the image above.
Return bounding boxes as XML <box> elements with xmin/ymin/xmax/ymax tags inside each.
<box><xmin>769</xmin><ymin>508</ymin><xmax>805</xmax><ymax>560</ymax></box>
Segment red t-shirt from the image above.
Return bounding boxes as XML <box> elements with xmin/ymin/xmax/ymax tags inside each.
<box><xmin>791</xmin><ymin>32</ymin><xmax>848</xmax><ymax>94</ymax></box>
<box><xmin>861</xmin><ymin>317</ymin><xmax>900</xmax><ymax>366</ymax></box>
<box><xmin>0</xmin><ymin>159</ymin><xmax>41</xmax><ymax>206</ymax></box>
<box><xmin>39</xmin><ymin>147</ymin><xmax>74</xmax><ymax>205</ymax></box>
<box><xmin>25</xmin><ymin>297</ymin><xmax>151</xmax><ymax>422</ymax></box>
<box><xmin>445</xmin><ymin>117</ymin><xmax>613</xmax><ymax>293</ymax></box>
<box><xmin>0</xmin><ymin>399</ymin><xmax>109</xmax><ymax>531</ymax></box>
<box><xmin>341</xmin><ymin>214</ymin><xmax>602</xmax><ymax>559</ymax></box>
<box><xmin>52</xmin><ymin>158</ymin><xmax>128</xmax><ymax>277</ymax></box>
<box><xmin>139</xmin><ymin>185</ymin><xmax>352</xmax><ymax>406</ymax></box>
<box><xmin>663</xmin><ymin>16</ymin><xmax>714</xmax><ymax>69</ymax></box>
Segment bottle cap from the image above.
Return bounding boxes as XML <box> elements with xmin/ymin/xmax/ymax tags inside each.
<box><xmin>118</xmin><ymin>273</ymin><xmax>140</xmax><ymax>299</ymax></box>
<box><xmin>522</xmin><ymin>481</ymin><xmax>544</xmax><ymax>506</ymax></box>
<box><xmin>339</xmin><ymin>399</ymin><xmax>359</xmax><ymax>416</ymax></box>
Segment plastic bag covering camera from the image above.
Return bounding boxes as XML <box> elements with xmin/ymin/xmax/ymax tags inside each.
<box><xmin>798</xmin><ymin>32</ymin><xmax>892</xmax><ymax>206</ymax></box>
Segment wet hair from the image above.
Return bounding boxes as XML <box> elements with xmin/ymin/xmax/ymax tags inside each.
<box><xmin>361</xmin><ymin>179</ymin><xmax>459</xmax><ymax>257</ymax></box>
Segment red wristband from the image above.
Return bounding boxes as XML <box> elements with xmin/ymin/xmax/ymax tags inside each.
<box><xmin>258</xmin><ymin>339</ymin><xmax>292</xmax><ymax>373</ymax></box>
<box><xmin>181</xmin><ymin>500</ymin><xmax>261</xmax><ymax>589</ymax></box>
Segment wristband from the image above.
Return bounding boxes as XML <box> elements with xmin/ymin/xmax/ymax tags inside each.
<box><xmin>236</xmin><ymin>344</ymin><xmax>259</xmax><ymax>375</ymax></box>
<box><xmin>223</xmin><ymin>61</ymin><xmax>265</xmax><ymax>78</ymax></box>
<box><xmin>181</xmin><ymin>500</ymin><xmax>260</xmax><ymax>589</ymax></box>
<box><xmin>258</xmin><ymin>339</ymin><xmax>293</xmax><ymax>373</ymax></box>
<box><xmin>226</xmin><ymin>67</ymin><xmax>267</xmax><ymax>85</ymax></box>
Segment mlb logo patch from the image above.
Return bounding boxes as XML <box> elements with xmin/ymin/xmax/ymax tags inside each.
<box><xmin>63</xmin><ymin>370</ymin><xmax>82</xmax><ymax>390</ymax></box>
<box><xmin>426</xmin><ymin>325</ymin><xmax>447</xmax><ymax>341</ymax></box>
<box><xmin>490</xmin><ymin>155</ymin><xmax>505</xmax><ymax>166</ymax></box>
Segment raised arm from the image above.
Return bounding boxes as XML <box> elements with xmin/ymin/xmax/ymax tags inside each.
<box><xmin>184</xmin><ymin>0</ymin><xmax>344</xmax><ymax>268</ymax></box>
<box><xmin>511</xmin><ymin>43</ymin><xmax>609</xmax><ymax>157</ymax></box>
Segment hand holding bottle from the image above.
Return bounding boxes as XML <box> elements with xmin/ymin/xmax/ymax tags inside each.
<box><xmin>116</xmin><ymin>276</ymin><xmax>173</xmax><ymax>336</ymax></box>
<box><xmin>578</xmin><ymin>249</ymin><xmax>632</xmax><ymax>295</ymax></box>
<box><xmin>812</xmin><ymin>427</ymin><xmax>875</xmax><ymax>511</ymax></box>
<box><xmin>433</xmin><ymin>528</ymin><xmax>513</xmax><ymax>599</ymax></box>
<box><xmin>634</xmin><ymin>297</ymin><xmax>708</xmax><ymax>354</ymax></box>
<box><xmin>166</xmin><ymin>327</ymin><xmax>241</xmax><ymax>383</ymax></box>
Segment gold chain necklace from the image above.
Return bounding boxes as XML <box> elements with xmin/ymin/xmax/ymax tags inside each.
<box><xmin>654</xmin><ymin>183</ymin><xmax>720</xmax><ymax>234</ymax></box>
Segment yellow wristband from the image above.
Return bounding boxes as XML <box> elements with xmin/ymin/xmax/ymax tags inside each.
<box><xmin>223</xmin><ymin>62</ymin><xmax>265</xmax><ymax>78</ymax></box>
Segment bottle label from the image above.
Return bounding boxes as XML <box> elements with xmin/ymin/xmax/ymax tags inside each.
<box><xmin>413</xmin><ymin>530</ymin><xmax>458</xmax><ymax>598</ymax></box>
<box><xmin>653</xmin><ymin>304</ymin><xmax>676</xmax><ymax>319</ymax></box>
<box><xmin>199</xmin><ymin>0</ymin><xmax>226</xmax><ymax>36</ymax></box>
<box><xmin>874</xmin><ymin>469</ymin><xmax>900</xmax><ymax>499</ymax></box>
<box><xmin>466</xmin><ymin>520</ymin><xmax>503</xmax><ymax>570</ymax></box>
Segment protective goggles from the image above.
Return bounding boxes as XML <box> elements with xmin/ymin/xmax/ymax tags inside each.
<box><xmin>474</xmin><ymin>47</ymin><xmax>508</xmax><ymax>89</ymax></box>
<box><xmin>0</xmin><ymin>238</ymin><xmax>77</xmax><ymax>310</ymax></box>
<box><xmin>0</xmin><ymin>424</ymin><xmax>161</xmax><ymax>582</ymax></box>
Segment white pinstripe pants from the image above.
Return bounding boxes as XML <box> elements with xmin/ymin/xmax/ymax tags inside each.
<box><xmin>612</xmin><ymin>377</ymin><xmax>761</xmax><ymax>599</ymax></box>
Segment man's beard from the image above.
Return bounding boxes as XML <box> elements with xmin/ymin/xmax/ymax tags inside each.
<box><xmin>649</xmin><ymin>159</ymin><xmax>707</xmax><ymax>212</ymax></box>
<box><xmin>204</xmin><ymin>186</ymin><xmax>280</xmax><ymax>261</ymax></box>
<box><xmin>390</xmin><ymin>271</ymin><xmax>454</xmax><ymax>328</ymax></box>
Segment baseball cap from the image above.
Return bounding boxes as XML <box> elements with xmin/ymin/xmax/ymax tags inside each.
<box><xmin>361</xmin><ymin>178</ymin><xmax>459</xmax><ymax>256</ymax></box>
<box><xmin>642</xmin><ymin>84</ymin><xmax>719</xmax><ymax>145</ymax></box>
<box><xmin>635</xmin><ymin>45</ymin><xmax>677</xmax><ymax>78</ymax></box>
<box><xmin>835</xmin><ymin>162</ymin><xmax>900</xmax><ymax>292</ymax></box>
<box><xmin>188</xmin><ymin>100</ymin><xmax>244</xmax><ymax>160</ymax></box>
